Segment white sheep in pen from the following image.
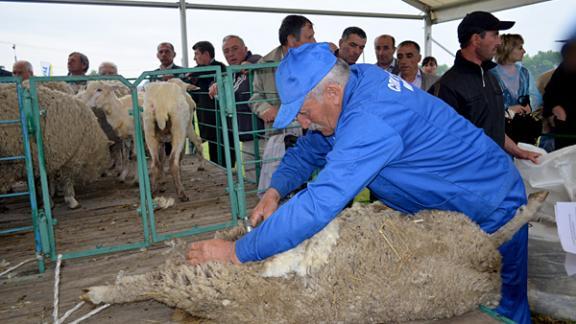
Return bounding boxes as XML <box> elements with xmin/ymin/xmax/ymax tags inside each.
<box><xmin>0</xmin><ymin>83</ymin><xmax>111</xmax><ymax>209</ymax></box>
<box><xmin>143</xmin><ymin>79</ymin><xmax>204</xmax><ymax>201</ymax></box>
<box><xmin>80</xmin><ymin>80</ymin><xmax>203</xmax><ymax>189</ymax></box>
<box><xmin>78</xmin><ymin>81</ymin><xmax>143</xmax><ymax>183</ymax></box>
<box><xmin>83</xmin><ymin>192</ymin><xmax>547</xmax><ymax>323</ymax></box>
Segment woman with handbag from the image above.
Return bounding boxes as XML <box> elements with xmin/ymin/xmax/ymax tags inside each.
<box><xmin>491</xmin><ymin>34</ymin><xmax>543</xmax><ymax>145</ymax></box>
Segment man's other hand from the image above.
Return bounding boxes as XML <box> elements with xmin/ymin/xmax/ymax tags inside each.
<box><xmin>250</xmin><ymin>188</ymin><xmax>280</xmax><ymax>227</ymax></box>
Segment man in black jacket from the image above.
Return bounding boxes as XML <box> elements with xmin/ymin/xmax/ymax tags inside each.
<box><xmin>429</xmin><ymin>11</ymin><xmax>538</xmax><ymax>324</ymax></box>
<box><xmin>187</xmin><ymin>41</ymin><xmax>227</xmax><ymax>167</ymax></box>
<box><xmin>430</xmin><ymin>11</ymin><xmax>538</xmax><ymax>163</ymax></box>
<box><xmin>207</xmin><ymin>35</ymin><xmax>264</xmax><ymax>180</ymax></box>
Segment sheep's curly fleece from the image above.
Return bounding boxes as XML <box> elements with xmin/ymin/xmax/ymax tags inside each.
<box><xmin>0</xmin><ymin>83</ymin><xmax>111</xmax><ymax>193</ymax></box>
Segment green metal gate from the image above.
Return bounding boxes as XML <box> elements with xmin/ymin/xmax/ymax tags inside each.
<box><xmin>0</xmin><ymin>66</ymin><xmax>245</xmax><ymax>272</ymax></box>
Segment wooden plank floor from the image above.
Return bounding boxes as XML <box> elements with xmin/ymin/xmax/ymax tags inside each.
<box><xmin>0</xmin><ymin>156</ymin><xmax>259</xmax><ymax>323</ymax></box>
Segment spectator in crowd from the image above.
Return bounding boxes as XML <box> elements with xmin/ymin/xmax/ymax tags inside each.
<box><xmin>208</xmin><ymin>35</ymin><xmax>264</xmax><ymax>180</ymax></box>
<box><xmin>187</xmin><ymin>41</ymin><xmax>227</xmax><ymax>166</ymax></box>
<box><xmin>491</xmin><ymin>34</ymin><xmax>542</xmax><ymax>145</ymax></box>
<box><xmin>0</xmin><ymin>66</ymin><xmax>12</xmax><ymax>77</ymax></box>
<box><xmin>430</xmin><ymin>11</ymin><xmax>539</xmax><ymax>163</ymax></box>
<box><xmin>12</xmin><ymin>60</ymin><xmax>34</xmax><ymax>80</ymax></box>
<box><xmin>250</xmin><ymin>15</ymin><xmax>316</xmax><ymax>194</ymax></box>
<box><xmin>67</xmin><ymin>51</ymin><xmax>89</xmax><ymax>93</ymax></box>
<box><xmin>336</xmin><ymin>26</ymin><xmax>367</xmax><ymax>65</ymax></box>
<box><xmin>374</xmin><ymin>34</ymin><xmax>399</xmax><ymax>74</ymax></box>
<box><xmin>67</xmin><ymin>52</ymin><xmax>89</xmax><ymax>76</ymax></box>
<box><xmin>154</xmin><ymin>42</ymin><xmax>184</xmax><ymax>81</ymax></box>
<box><xmin>98</xmin><ymin>62</ymin><xmax>118</xmax><ymax>75</ymax></box>
<box><xmin>396</xmin><ymin>40</ymin><xmax>439</xmax><ymax>91</ymax></box>
<box><xmin>187</xmin><ymin>43</ymin><xmax>532</xmax><ymax>324</ymax></box>
<box><xmin>422</xmin><ymin>56</ymin><xmax>438</xmax><ymax>75</ymax></box>
<box><xmin>542</xmin><ymin>35</ymin><xmax>576</xmax><ymax>149</ymax></box>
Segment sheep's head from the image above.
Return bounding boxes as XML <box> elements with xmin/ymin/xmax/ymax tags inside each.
<box><xmin>80</xmin><ymin>81</ymin><xmax>114</xmax><ymax>113</ymax></box>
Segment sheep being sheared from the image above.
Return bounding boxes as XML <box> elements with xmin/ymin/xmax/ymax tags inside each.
<box><xmin>83</xmin><ymin>192</ymin><xmax>547</xmax><ymax>323</ymax></box>
<box><xmin>143</xmin><ymin>80</ymin><xmax>203</xmax><ymax>201</ymax></box>
<box><xmin>0</xmin><ymin>83</ymin><xmax>111</xmax><ymax>209</ymax></box>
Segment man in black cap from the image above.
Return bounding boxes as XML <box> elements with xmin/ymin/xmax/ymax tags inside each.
<box><xmin>430</xmin><ymin>11</ymin><xmax>536</xmax><ymax>324</ymax></box>
<box><xmin>430</xmin><ymin>11</ymin><xmax>539</xmax><ymax>162</ymax></box>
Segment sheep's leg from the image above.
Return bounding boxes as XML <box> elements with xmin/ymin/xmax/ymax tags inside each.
<box><xmin>82</xmin><ymin>273</ymin><xmax>154</xmax><ymax>305</ymax></box>
<box><xmin>146</xmin><ymin>138</ymin><xmax>162</xmax><ymax>196</ymax></box>
<box><xmin>186</xmin><ymin>123</ymin><xmax>204</xmax><ymax>159</ymax></box>
<box><xmin>158</xmin><ymin>143</ymin><xmax>168</xmax><ymax>192</ymax></box>
<box><xmin>168</xmin><ymin>123</ymin><xmax>190</xmax><ymax>201</ymax></box>
<box><xmin>121</xmin><ymin>138</ymin><xmax>139</xmax><ymax>186</ymax></box>
<box><xmin>47</xmin><ymin>176</ymin><xmax>56</xmax><ymax>209</ymax></box>
<box><xmin>170</xmin><ymin>157</ymin><xmax>187</xmax><ymax>201</ymax></box>
<box><xmin>62</xmin><ymin>176</ymin><xmax>80</xmax><ymax>210</ymax></box>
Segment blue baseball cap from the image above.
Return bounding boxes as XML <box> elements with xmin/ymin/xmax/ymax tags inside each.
<box><xmin>273</xmin><ymin>42</ymin><xmax>337</xmax><ymax>129</ymax></box>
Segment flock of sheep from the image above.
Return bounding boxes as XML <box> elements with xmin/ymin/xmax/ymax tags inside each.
<box><xmin>0</xmin><ymin>78</ymin><xmax>204</xmax><ymax>208</ymax></box>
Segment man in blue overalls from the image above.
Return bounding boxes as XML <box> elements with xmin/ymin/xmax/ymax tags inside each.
<box><xmin>188</xmin><ymin>43</ymin><xmax>533</xmax><ymax>324</ymax></box>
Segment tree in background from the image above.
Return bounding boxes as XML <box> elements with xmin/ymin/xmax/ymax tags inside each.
<box><xmin>436</xmin><ymin>64</ymin><xmax>450</xmax><ymax>76</ymax></box>
<box><xmin>523</xmin><ymin>50</ymin><xmax>561</xmax><ymax>78</ymax></box>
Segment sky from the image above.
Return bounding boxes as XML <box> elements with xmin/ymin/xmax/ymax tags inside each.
<box><xmin>1</xmin><ymin>0</ymin><xmax>575</xmax><ymax>76</ymax></box>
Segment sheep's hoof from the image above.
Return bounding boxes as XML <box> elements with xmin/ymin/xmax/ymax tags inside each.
<box><xmin>179</xmin><ymin>194</ymin><xmax>189</xmax><ymax>202</ymax></box>
<box><xmin>81</xmin><ymin>286</ymin><xmax>109</xmax><ymax>304</ymax></box>
<box><xmin>64</xmin><ymin>197</ymin><xmax>81</xmax><ymax>210</ymax></box>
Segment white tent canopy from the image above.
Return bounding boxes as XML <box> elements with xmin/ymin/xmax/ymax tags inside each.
<box><xmin>402</xmin><ymin>0</ymin><xmax>551</xmax><ymax>24</ymax></box>
<box><xmin>0</xmin><ymin>0</ymin><xmax>552</xmax><ymax>66</ymax></box>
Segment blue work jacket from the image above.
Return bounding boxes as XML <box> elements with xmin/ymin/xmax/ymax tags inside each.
<box><xmin>235</xmin><ymin>64</ymin><xmax>526</xmax><ymax>263</ymax></box>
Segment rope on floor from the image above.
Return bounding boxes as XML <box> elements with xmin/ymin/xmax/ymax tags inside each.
<box><xmin>0</xmin><ymin>257</ymin><xmax>35</xmax><ymax>278</ymax></box>
<box><xmin>53</xmin><ymin>254</ymin><xmax>63</xmax><ymax>324</ymax></box>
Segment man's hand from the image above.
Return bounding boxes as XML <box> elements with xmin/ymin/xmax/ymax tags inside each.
<box><xmin>552</xmin><ymin>105</ymin><xmax>567</xmax><ymax>121</ymax></box>
<box><xmin>504</xmin><ymin>135</ymin><xmax>540</xmax><ymax>164</ymax></box>
<box><xmin>186</xmin><ymin>239</ymin><xmax>241</xmax><ymax>266</ymax></box>
<box><xmin>327</xmin><ymin>42</ymin><xmax>338</xmax><ymax>53</ymax></box>
<box><xmin>509</xmin><ymin>104</ymin><xmax>530</xmax><ymax>115</ymax></box>
<box><xmin>250</xmin><ymin>188</ymin><xmax>281</xmax><ymax>227</ymax></box>
<box><xmin>515</xmin><ymin>148</ymin><xmax>541</xmax><ymax>164</ymax></box>
<box><xmin>259</xmin><ymin>106</ymin><xmax>279</xmax><ymax>123</ymax></box>
<box><xmin>208</xmin><ymin>83</ymin><xmax>218</xmax><ymax>99</ymax></box>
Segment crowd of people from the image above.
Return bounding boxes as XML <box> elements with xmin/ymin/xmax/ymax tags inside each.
<box><xmin>184</xmin><ymin>11</ymin><xmax>576</xmax><ymax>324</ymax></box>
<box><xmin>2</xmin><ymin>10</ymin><xmax>576</xmax><ymax>324</ymax></box>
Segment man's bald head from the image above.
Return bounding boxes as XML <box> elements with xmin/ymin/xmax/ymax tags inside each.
<box><xmin>13</xmin><ymin>60</ymin><xmax>34</xmax><ymax>80</ymax></box>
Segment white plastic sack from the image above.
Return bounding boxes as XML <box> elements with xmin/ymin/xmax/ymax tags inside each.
<box><xmin>257</xmin><ymin>127</ymin><xmax>302</xmax><ymax>198</ymax></box>
<box><xmin>515</xmin><ymin>143</ymin><xmax>576</xmax><ymax>223</ymax></box>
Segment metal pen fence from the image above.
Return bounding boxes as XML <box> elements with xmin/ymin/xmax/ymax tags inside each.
<box><xmin>0</xmin><ymin>66</ymin><xmax>240</xmax><ymax>272</ymax></box>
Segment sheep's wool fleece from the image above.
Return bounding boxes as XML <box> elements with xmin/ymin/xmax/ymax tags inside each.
<box><xmin>84</xmin><ymin>204</ymin><xmax>502</xmax><ymax>323</ymax></box>
<box><xmin>0</xmin><ymin>84</ymin><xmax>111</xmax><ymax>192</ymax></box>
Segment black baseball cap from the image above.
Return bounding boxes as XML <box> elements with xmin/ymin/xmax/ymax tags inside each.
<box><xmin>458</xmin><ymin>11</ymin><xmax>515</xmax><ymax>44</ymax></box>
